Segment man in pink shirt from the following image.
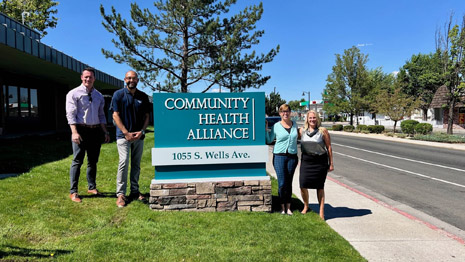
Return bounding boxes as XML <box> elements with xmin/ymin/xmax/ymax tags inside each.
<box><xmin>65</xmin><ymin>68</ymin><xmax>110</xmax><ymax>203</ymax></box>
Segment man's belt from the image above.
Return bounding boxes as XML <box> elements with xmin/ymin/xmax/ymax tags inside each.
<box><xmin>77</xmin><ymin>124</ymin><xmax>100</xmax><ymax>128</ymax></box>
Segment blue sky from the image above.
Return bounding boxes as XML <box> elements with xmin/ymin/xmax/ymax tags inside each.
<box><xmin>42</xmin><ymin>0</ymin><xmax>465</xmax><ymax>103</ymax></box>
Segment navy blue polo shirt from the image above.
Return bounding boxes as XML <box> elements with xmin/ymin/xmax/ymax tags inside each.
<box><xmin>111</xmin><ymin>87</ymin><xmax>150</xmax><ymax>140</ymax></box>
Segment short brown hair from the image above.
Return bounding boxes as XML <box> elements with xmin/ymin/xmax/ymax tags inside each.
<box><xmin>82</xmin><ymin>67</ymin><xmax>95</xmax><ymax>77</ymax></box>
<box><xmin>279</xmin><ymin>104</ymin><xmax>291</xmax><ymax>112</ymax></box>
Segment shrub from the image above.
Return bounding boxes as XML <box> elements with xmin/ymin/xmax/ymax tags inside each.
<box><xmin>367</xmin><ymin>125</ymin><xmax>385</xmax><ymax>134</ymax></box>
<box><xmin>400</xmin><ymin>120</ymin><xmax>419</xmax><ymax>135</ymax></box>
<box><xmin>395</xmin><ymin>133</ymin><xmax>408</xmax><ymax>138</ymax></box>
<box><xmin>385</xmin><ymin>132</ymin><xmax>394</xmax><ymax>137</ymax></box>
<box><xmin>361</xmin><ymin>130</ymin><xmax>370</xmax><ymax>134</ymax></box>
<box><xmin>356</xmin><ymin>124</ymin><xmax>368</xmax><ymax>131</ymax></box>
<box><xmin>414</xmin><ymin>123</ymin><xmax>433</xmax><ymax>135</ymax></box>
<box><xmin>332</xmin><ymin>124</ymin><xmax>343</xmax><ymax>131</ymax></box>
<box><xmin>343</xmin><ymin>125</ymin><xmax>354</xmax><ymax>132</ymax></box>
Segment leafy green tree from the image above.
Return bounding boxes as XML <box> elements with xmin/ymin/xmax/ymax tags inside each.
<box><xmin>100</xmin><ymin>0</ymin><xmax>279</xmax><ymax>93</ymax></box>
<box><xmin>265</xmin><ymin>91</ymin><xmax>285</xmax><ymax>116</ymax></box>
<box><xmin>397</xmin><ymin>52</ymin><xmax>443</xmax><ymax>121</ymax></box>
<box><xmin>0</xmin><ymin>0</ymin><xmax>58</xmax><ymax>37</ymax></box>
<box><xmin>376</xmin><ymin>83</ymin><xmax>419</xmax><ymax>133</ymax></box>
<box><xmin>288</xmin><ymin>99</ymin><xmax>305</xmax><ymax>112</ymax></box>
<box><xmin>323</xmin><ymin>46</ymin><xmax>370</xmax><ymax>125</ymax></box>
<box><xmin>365</xmin><ymin>68</ymin><xmax>395</xmax><ymax>121</ymax></box>
<box><xmin>436</xmin><ymin>14</ymin><xmax>465</xmax><ymax>134</ymax></box>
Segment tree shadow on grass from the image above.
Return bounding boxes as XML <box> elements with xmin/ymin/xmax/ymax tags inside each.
<box><xmin>0</xmin><ymin>244</ymin><xmax>72</xmax><ymax>260</ymax></box>
<box><xmin>0</xmin><ymin>127</ymin><xmax>117</xmax><ymax>175</ymax></box>
<box><xmin>0</xmin><ymin>132</ymin><xmax>72</xmax><ymax>174</ymax></box>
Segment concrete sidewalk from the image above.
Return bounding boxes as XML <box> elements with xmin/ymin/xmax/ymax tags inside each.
<box><xmin>266</xmin><ymin>145</ymin><xmax>465</xmax><ymax>261</ymax></box>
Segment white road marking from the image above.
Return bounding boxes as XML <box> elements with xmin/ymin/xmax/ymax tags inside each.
<box><xmin>334</xmin><ymin>151</ymin><xmax>465</xmax><ymax>189</ymax></box>
<box><xmin>333</xmin><ymin>143</ymin><xmax>465</xmax><ymax>173</ymax></box>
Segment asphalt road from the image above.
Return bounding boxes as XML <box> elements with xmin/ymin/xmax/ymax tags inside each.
<box><xmin>329</xmin><ymin>133</ymin><xmax>465</xmax><ymax>231</ymax></box>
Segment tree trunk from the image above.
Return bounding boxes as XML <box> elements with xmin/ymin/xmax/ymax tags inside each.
<box><xmin>181</xmin><ymin>21</ymin><xmax>189</xmax><ymax>93</ymax></box>
<box><xmin>393</xmin><ymin>120</ymin><xmax>397</xmax><ymax>133</ymax></box>
<box><xmin>447</xmin><ymin>98</ymin><xmax>456</xmax><ymax>135</ymax></box>
<box><xmin>422</xmin><ymin>108</ymin><xmax>428</xmax><ymax>121</ymax></box>
<box><xmin>349</xmin><ymin>113</ymin><xmax>354</xmax><ymax>126</ymax></box>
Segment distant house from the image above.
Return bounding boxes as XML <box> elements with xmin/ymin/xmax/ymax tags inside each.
<box><xmin>0</xmin><ymin>12</ymin><xmax>123</xmax><ymax>136</ymax></box>
<box><xmin>430</xmin><ymin>85</ymin><xmax>465</xmax><ymax>130</ymax></box>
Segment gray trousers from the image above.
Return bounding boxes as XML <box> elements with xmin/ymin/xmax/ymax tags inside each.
<box><xmin>116</xmin><ymin>138</ymin><xmax>144</xmax><ymax>196</ymax></box>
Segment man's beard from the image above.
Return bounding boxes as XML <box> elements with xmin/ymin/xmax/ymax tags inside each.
<box><xmin>126</xmin><ymin>83</ymin><xmax>137</xmax><ymax>89</ymax></box>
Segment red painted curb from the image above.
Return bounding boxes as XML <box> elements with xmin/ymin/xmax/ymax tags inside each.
<box><xmin>327</xmin><ymin>176</ymin><xmax>465</xmax><ymax>245</ymax></box>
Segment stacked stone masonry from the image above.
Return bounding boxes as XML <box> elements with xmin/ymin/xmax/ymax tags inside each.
<box><xmin>149</xmin><ymin>180</ymin><xmax>272</xmax><ymax>212</ymax></box>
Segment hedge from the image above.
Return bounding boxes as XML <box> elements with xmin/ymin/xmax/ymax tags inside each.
<box><xmin>367</xmin><ymin>125</ymin><xmax>385</xmax><ymax>134</ymax></box>
<box><xmin>414</xmin><ymin>123</ymin><xmax>433</xmax><ymax>135</ymax></box>
<box><xmin>401</xmin><ymin>120</ymin><xmax>419</xmax><ymax>135</ymax></box>
<box><xmin>332</xmin><ymin>124</ymin><xmax>343</xmax><ymax>131</ymax></box>
<box><xmin>343</xmin><ymin>125</ymin><xmax>354</xmax><ymax>132</ymax></box>
<box><xmin>356</xmin><ymin>124</ymin><xmax>368</xmax><ymax>131</ymax></box>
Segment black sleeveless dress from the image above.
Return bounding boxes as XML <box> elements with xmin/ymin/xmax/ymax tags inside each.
<box><xmin>299</xmin><ymin>129</ymin><xmax>329</xmax><ymax>189</ymax></box>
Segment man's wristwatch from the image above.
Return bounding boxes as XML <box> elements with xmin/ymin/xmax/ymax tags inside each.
<box><xmin>141</xmin><ymin>130</ymin><xmax>145</xmax><ymax>135</ymax></box>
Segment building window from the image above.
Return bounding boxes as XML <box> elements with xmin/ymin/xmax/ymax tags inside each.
<box><xmin>31</xmin><ymin>89</ymin><xmax>38</xmax><ymax>117</ymax></box>
<box><xmin>8</xmin><ymin>86</ymin><xmax>18</xmax><ymax>117</ymax></box>
<box><xmin>20</xmin><ymin>87</ymin><xmax>29</xmax><ymax>117</ymax></box>
<box><xmin>5</xmin><ymin>86</ymin><xmax>38</xmax><ymax>117</ymax></box>
<box><xmin>2</xmin><ymin>85</ymin><xmax>6</xmax><ymax>115</ymax></box>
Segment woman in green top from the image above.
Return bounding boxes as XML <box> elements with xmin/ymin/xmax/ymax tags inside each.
<box><xmin>266</xmin><ymin>104</ymin><xmax>300</xmax><ymax>215</ymax></box>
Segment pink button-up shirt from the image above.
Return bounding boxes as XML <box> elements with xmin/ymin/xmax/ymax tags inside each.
<box><xmin>65</xmin><ymin>84</ymin><xmax>107</xmax><ymax>125</ymax></box>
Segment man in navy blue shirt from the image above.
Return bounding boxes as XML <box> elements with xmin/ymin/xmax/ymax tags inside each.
<box><xmin>111</xmin><ymin>70</ymin><xmax>150</xmax><ymax>208</ymax></box>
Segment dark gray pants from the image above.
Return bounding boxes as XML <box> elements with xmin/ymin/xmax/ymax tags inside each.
<box><xmin>69</xmin><ymin>127</ymin><xmax>102</xmax><ymax>194</ymax></box>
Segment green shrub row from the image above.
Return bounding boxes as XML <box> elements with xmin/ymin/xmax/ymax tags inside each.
<box><xmin>415</xmin><ymin>123</ymin><xmax>433</xmax><ymax>135</ymax></box>
<box><xmin>400</xmin><ymin>120</ymin><xmax>418</xmax><ymax>135</ymax></box>
<box><xmin>332</xmin><ymin>124</ymin><xmax>385</xmax><ymax>134</ymax></box>
<box><xmin>367</xmin><ymin>125</ymin><xmax>385</xmax><ymax>134</ymax></box>
<box><xmin>332</xmin><ymin>124</ymin><xmax>343</xmax><ymax>131</ymax></box>
<box><xmin>400</xmin><ymin>120</ymin><xmax>433</xmax><ymax>135</ymax></box>
<box><xmin>356</xmin><ymin>124</ymin><xmax>368</xmax><ymax>131</ymax></box>
<box><xmin>343</xmin><ymin>125</ymin><xmax>354</xmax><ymax>132</ymax></box>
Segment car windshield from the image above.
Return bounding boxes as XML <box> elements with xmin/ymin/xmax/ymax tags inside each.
<box><xmin>266</xmin><ymin>117</ymin><xmax>281</xmax><ymax>127</ymax></box>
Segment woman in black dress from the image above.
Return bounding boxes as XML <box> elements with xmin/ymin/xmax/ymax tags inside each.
<box><xmin>299</xmin><ymin>110</ymin><xmax>334</xmax><ymax>219</ymax></box>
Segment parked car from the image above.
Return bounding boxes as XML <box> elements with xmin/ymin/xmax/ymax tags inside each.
<box><xmin>266</xmin><ymin>116</ymin><xmax>281</xmax><ymax>128</ymax></box>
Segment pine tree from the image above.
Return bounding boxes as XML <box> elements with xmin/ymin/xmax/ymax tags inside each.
<box><xmin>100</xmin><ymin>0</ymin><xmax>279</xmax><ymax>93</ymax></box>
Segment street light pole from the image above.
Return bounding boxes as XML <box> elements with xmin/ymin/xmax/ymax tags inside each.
<box><xmin>302</xmin><ymin>91</ymin><xmax>310</xmax><ymax>111</ymax></box>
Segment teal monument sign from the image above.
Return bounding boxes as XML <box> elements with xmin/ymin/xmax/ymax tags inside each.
<box><xmin>152</xmin><ymin>92</ymin><xmax>268</xmax><ymax>182</ymax></box>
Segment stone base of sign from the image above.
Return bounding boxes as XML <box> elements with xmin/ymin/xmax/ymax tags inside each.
<box><xmin>149</xmin><ymin>178</ymin><xmax>272</xmax><ymax>212</ymax></box>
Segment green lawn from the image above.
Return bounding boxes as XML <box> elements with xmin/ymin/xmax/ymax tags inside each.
<box><xmin>0</xmin><ymin>129</ymin><xmax>365</xmax><ymax>261</ymax></box>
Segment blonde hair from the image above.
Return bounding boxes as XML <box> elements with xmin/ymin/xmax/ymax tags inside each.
<box><xmin>304</xmin><ymin>110</ymin><xmax>322</xmax><ymax>130</ymax></box>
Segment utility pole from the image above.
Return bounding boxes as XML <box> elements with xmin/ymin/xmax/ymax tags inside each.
<box><xmin>302</xmin><ymin>91</ymin><xmax>310</xmax><ymax>110</ymax></box>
